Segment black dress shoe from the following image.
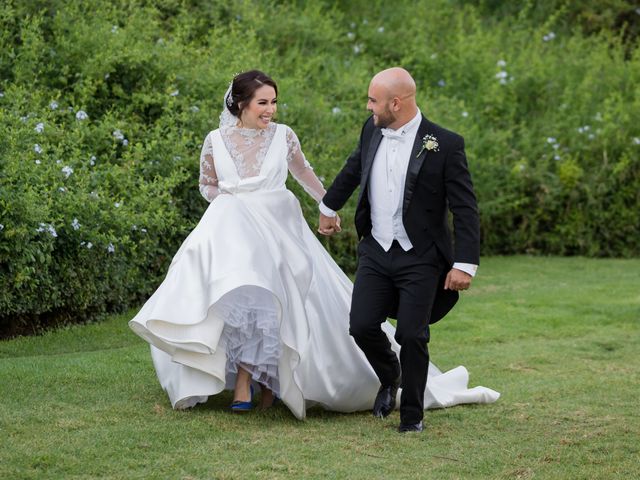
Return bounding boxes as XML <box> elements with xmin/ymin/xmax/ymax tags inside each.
<box><xmin>398</xmin><ymin>421</ymin><xmax>423</xmax><ymax>433</ymax></box>
<box><xmin>372</xmin><ymin>377</ymin><xmax>400</xmax><ymax>418</ymax></box>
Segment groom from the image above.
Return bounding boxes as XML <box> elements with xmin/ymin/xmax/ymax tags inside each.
<box><xmin>318</xmin><ymin>67</ymin><xmax>480</xmax><ymax>433</ymax></box>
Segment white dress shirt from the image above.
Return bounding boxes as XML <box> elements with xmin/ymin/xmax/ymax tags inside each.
<box><xmin>368</xmin><ymin>109</ymin><xmax>422</xmax><ymax>251</ymax></box>
<box><xmin>320</xmin><ymin>110</ymin><xmax>477</xmax><ymax>277</ymax></box>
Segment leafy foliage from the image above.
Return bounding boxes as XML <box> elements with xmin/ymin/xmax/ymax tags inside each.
<box><xmin>1</xmin><ymin>0</ymin><xmax>639</xmax><ymax>334</ymax></box>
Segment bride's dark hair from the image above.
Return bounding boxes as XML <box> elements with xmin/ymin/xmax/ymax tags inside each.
<box><xmin>226</xmin><ymin>70</ymin><xmax>278</xmax><ymax>117</ymax></box>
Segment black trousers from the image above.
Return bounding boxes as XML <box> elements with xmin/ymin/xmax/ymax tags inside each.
<box><xmin>349</xmin><ymin>236</ymin><xmax>446</xmax><ymax>424</ymax></box>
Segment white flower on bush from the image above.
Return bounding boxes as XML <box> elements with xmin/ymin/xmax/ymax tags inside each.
<box><xmin>36</xmin><ymin>222</ymin><xmax>57</xmax><ymax>238</ymax></box>
<box><xmin>62</xmin><ymin>166</ymin><xmax>73</xmax><ymax>178</ymax></box>
<box><xmin>35</xmin><ymin>159</ymin><xmax>41</xmax><ymax>165</ymax></box>
<box><xmin>577</xmin><ymin>125</ymin><xmax>591</xmax><ymax>134</ymax></box>
<box><xmin>87</xmin><ymin>242</ymin><xmax>93</xmax><ymax>249</ymax></box>
<box><xmin>50</xmin><ymin>101</ymin><xmax>59</xmax><ymax>110</ymax></box>
<box><xmin>90</xmin><ymin>191</ymin><xmax>99</xmax><ymax>198</ymax></box>
<box><xmin>495</xmin><ymin>70</ymin><xmax>508</xmax><ymax>84</ymax></box>
<box><xmin>554</xmin><ymin>154</ymin><xmax>561</xmax><ymax>161</ymax></box>
<box><xmin>190</xmin><ymin>105</ymin><xmax>200</xmax><ymax>113</ymax></box>
<box><xmin>90</xmin><ymin>155</ymin><xmax>96</xmax><ymax>166</ymax></box>
<box><xmin>111</xmin><ymin>25</ymin><xmax>119</xmax><ymax>33</ymax></box>
<box><xmin>332</xmin><ymin>107</ymin><xmax>341</xmax><ymax>115</ymax></box>
<box><xmin>141</xmin><ymin>228</ymin><xmax>147</xmax><ymax>233</ymax></box>
<box><xmin>76</xmin><ymin>110</ymin><xmax>88</xmax><ymax>120</ymax></box>
<box><xmin>633</xmin><ymin>137</ymin><xmax>640</xmax><ymax>145</ymax></box>
<box><xmin>107</xmin><ymin>243</ymin><xmax>115</xmax><ymax>253</ymax></box>
<box><xmin>170</xmin><ymin>90</ymin><xmax>179</xmax><ymax>97</ymax></box>
<box><xmin>462</xmin><ymin>111</ymin><xmax>469</xmax><ymax>118</ymax></box>
<box><xmin>35</xmin><ymin>122</ymin><xmax>45</xmax><ymax>133</ymax></box>
<box><xmin>430</xmin><ymin>53</ymin><xmax>437</xmax><ymax>59</ymax></box>
<box><xmin>59</xmin><ymin>187</ymin><xmax>66</xmax><ymax>192</ymax></box>
<box><xmin>437</xmin><ymin>79</ymin><xmax>446</xmax><ymax>87</ymax></box>
<box><xmin>353</xmin><ymin>44</ymin><xmax>363</xmax><ymax>54</ymax></box>
<box><xmin>71</xmin><ymin>218</ymin><xmax>81</xmax><ymax>230</ymax></box>
<box><xmin>112</xmin><ymin>130</ymin><xmax>129</xmax><ymax>145</ymax></box>
<box><xmin>497</xmin><ymin>59</ymin><xmax>507</xmax><ymax>67</ymax></box>
<box><xmin>543</xmin><ymin>32</ymin><xmax>556</xmax><ymax>42</ymax></box>
<box><xmin>377</xmin><ymin>26</ymin><xmax>384</xmax><ymax>33</ymax></box>
<box><xmin>0</xmin><ymin>92</ymin><xmax>4</xmax><ymax>98</ymax></box>
<box><xmin>131</xmin><ymin>225</ymin><xmax>138</xmax><ymax>231</ymax></box>
<box><xmin>34</xmin><ymin>144</ymin><xmax>43</xmax><ymax>154</ymax></box>
<box><xmin>114</xmin><ymin>202</ymin><xmax>121</xmax><ymax>208</ymax></box>
<box><xmin>546</xmin><ymin>137</ymin><xmax>557</xmax><ymax>144</ymax></box>
<box><xmin>347</xmin><ymin>32</ymin><xmax>355</xmax><ymax>40</ymax></box>
<box><xmin>0</xmin><ymin>224</ymin><xmax>4</xmax><ymax>231</ymax></box>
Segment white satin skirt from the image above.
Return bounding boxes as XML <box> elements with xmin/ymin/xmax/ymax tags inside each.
<box><xmin>129</xmin><ymin>189</ymin><xmax>500</xmax><ymax>419</ymax></box>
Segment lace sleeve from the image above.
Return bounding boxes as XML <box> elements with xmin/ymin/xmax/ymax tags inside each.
<box><xmin>199</xmin><ymin>132</ymin><xmax>221</xmax><ymax>202</ymax></box>
<box><xmin>285</xmin><ymin>126</ymin><xmax>326</xmax><ymax>203</ymax></box>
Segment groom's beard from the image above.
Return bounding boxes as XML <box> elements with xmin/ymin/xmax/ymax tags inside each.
<box><xmin>372</xmin><ymin>106</ymin><xmax>396</xmax><ymax>128</ymax></box>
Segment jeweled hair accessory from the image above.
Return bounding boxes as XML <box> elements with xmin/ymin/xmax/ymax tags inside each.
<box><xmin>219</xmin><ymin>80</ymin><xmax>238</xmax><ymax>128</ymax></box>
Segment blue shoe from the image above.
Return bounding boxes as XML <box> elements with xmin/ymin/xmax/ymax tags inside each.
<box><xmin>231</xmin><ymin>385</ymin><xmax>254</xmax><ymax>412</ymax></box>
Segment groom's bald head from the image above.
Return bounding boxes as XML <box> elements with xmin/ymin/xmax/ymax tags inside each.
<box><xmin>367</xmin><ymin>67</ymin><xmax>418</xmax><ymax>129</ymax></box>
<box><xmin>371</xmin><ymin>67</ymin><xmax>417</xmax><ymax>100</ymax></box>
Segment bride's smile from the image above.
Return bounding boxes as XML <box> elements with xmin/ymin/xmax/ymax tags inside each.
<box><xmin>239</xmin><ymin>85</ymin><xmax>277</xmax><ymax>129</ymax></box>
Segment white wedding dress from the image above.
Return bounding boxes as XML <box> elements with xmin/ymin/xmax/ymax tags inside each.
<box><xmin>129</xmin><ymin>121</ymin><xmax>499</xmax><ymax>419</ymax></box>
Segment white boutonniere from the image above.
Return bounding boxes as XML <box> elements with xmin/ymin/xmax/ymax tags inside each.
<box><xmin>416</xmin><ymin>134</ymin><xmax>439</xmax><ymax>157</ymax></box>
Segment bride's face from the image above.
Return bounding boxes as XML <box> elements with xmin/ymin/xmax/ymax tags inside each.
<box><xmin>239</xmin><ymin>85</ymin><xmax>277</xmax><ymax>129</ymax></box>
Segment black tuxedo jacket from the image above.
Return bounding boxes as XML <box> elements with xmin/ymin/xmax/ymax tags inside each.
<box><xmin>323</xmin><ymin>115</ymin><xmax>480</xmax><ymax>322</ymax></box>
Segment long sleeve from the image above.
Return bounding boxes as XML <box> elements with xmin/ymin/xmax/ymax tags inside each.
<box><xmin>444</xmin><ymin>135</ymin><xmax>481</xmax><ymax>265</ymax></box>
<box><xmin>322</xmin><ymin>117</ymin><xmax>370</xmax><ymax>212</ymax></box>
<box><xmin>285</xmin><ymin>126</ymin><xmax>326</xmax><ymax>203</ymax></box>
<box><xmin>199</xmin><ymin>133</ymin><xmax>221</xmax><ymax>202</ymax></box>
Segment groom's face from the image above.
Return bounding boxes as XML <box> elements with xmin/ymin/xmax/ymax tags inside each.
<box><xmin>367</xmin><ymin>83</ymin><xmax>396</xmax><ymax>128</ymax></box>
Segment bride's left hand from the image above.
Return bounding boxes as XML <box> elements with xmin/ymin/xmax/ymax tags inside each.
<box><xmin>318</xmin><ymin>213</ymin><xmax>341</xmax><ymax>235</ymax></box>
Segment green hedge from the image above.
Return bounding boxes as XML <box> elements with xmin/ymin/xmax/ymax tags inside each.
<box><xmin>1</xmin><ymin>0</ymin><xmax>639</xmax><ymax>335</ymax></box>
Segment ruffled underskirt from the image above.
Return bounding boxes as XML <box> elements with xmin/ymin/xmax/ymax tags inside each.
<box><xmin>219</xmin><ymin>286</ymin><xmax>281</xmax><ymax>395</ymax></box>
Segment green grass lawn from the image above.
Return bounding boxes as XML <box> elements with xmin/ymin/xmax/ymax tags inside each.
<box><xmin>1</xmin><ymin>256</ymin><xmax>638</xmax><ymax>479</ymax></box>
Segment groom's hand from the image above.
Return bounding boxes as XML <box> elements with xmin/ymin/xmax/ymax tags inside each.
<box><xmin>318</xmin><ymin>213</ymin><xmax>341</xmax><ymax>236</ymax></box>
<box><xmin>444</xmin><ymin>268</ymin><xmax>472</xmax><ymax>291</ymax></box>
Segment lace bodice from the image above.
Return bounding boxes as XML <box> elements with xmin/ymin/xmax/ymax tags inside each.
<box><xmin>199</xmin><ymin>123</ymin><xmax>326</xmax><ymax>203</ymax></box>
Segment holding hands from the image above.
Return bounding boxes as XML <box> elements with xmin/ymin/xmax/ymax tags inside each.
<box><xmin>318</xmin><ymin>213</ymin><xmax>341</xmax><ymax>236</ymax></box>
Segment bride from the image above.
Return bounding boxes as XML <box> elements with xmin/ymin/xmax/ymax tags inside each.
<box><xmin>129</xmin><ymin>70</ymin><xmax>499</xmax><ymax>419</ymax></box>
